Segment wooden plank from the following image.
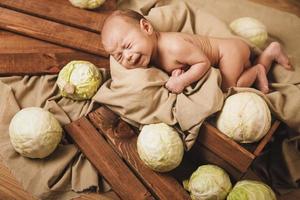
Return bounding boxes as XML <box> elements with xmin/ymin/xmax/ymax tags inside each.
<box><xmin>254</xmin><ymin>120</ymin><xmax>281</xmax><ymax>156</ymax></box>
<box><xmin>0</xmin><ymin>30</ymin><xmax>109</xmax><ymax>75</ymax></box>
<box><xmin>198</xmin><ymin>122</ymin><xmax>255</xmax><ymax>172</ymax></box>
<box><xmin>187</xmin><ymin>141</ymin><xmax>244</xmax><ymax>181</ymax></box>
<box><xmin>0</xmin><ymin>160</ymin><xmax>36</xmax><ymax>200</ymax></box>
<box><xmin>0</xmin><ymin>52</ymin><xmax>109</xmax><ymax>76</ymax></box>
<box><xmin>0</xmin><ymin>7</ymin><xmax>109</xmax><ymax>57</ymax></box>
<box><xmin>0</xmin><ymin>0</ymin><xmax>110</xmax><ymax>33</ymax></box>
<box><xmin>88</xmin><ymin>107</ymin><xmax>191</xmax><ymax>200</ymax></box>
<box><xmin>64</xmin><ymin>117</ymin><xmax>154</xmax><ymax>200</ymax></box>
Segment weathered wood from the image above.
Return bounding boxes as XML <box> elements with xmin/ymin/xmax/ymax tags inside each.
<box><xmin>0</xmin><ymin>7</ymin><xmax>109</xmax><ymax>57</ymax></box>
<box><xmin>187</xmin><ymin>141</ymin><xmax>244</xmax><ymax>181</ymax></box>
<box><xmin>0</xmin><ymin>0</ymin><xmax>110</xmax><ymax>33</ymax></box>
<box><xmin>198</xmin><ymin>122</ymin><xmax>255</xmax><ymax>173</ymax></box>
<box><xmin>0</xmin><ymin>52</ymin><xmax>109</xmax><ymax>76</ymax></box>
<box><xmin>0</xmin><ymin>31</ymin><xmax>109</xmax><ymax>75</ymax></box>
<box><xmin>254</xmin><ymin>120</ymin><xmax>281</xmax><ymax>156</ymax></box>
<box><xmin>64</xmin><ymin>117</ymin><xmax>154</xmax><ymax>200</ymax></box>
<box><xmin>88</xmin><ymin>107</ymin><xmax>191</xmax><ymax>200</ymax></box>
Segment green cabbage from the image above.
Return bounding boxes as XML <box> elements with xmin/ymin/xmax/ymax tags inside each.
<box><xmin>57</xmin><ymin>60</ymin><xmax>102</xmax><ymax>100</ymax></box>
<box><xmin>137</xmin><ymin>123</ymin><xmax>184</xmax><ymax>172</ymax></box>
<box><xmin>227</xmin><ymin>180</ymin><xmax>276</xmax><ymax>200</ymax></box>
<box><xmin>230</xmin><ymin>17</ymin><xmax>268</xmax><ymax>48</ymax></box>
<box><xmin>184</xmin><ymin>164</ymin><xmax>232</xmax><ymax>200</ymax></box>
<box><xmin>69</xmin><ymin>0</ymin><xmax>106</xmax><ymax>9</ymax></box>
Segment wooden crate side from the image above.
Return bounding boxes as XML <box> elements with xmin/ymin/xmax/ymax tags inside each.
<box><xmin>88</xmin><ymin>107</ymin><xmax>191</xmax><ymax>200</ymax></box>
<box><xmin>0</xmin><ymin>0</ymin><xmax>109</xmax><ymax>33</ymax></box>
<box><xmin>198</xmin><ymin>122</ymin><xmax>255</xmax><ymax>172</ymax></box>
<box><xmin>254</xmin><ymin>120</ymin><xmax>281</xmax><ymax>156</ymax></box>
<box><xmin>64</xmin><ymin>117</ymin><xmax>154</xmax><ymax>200</ymax></box>
<box><xmin>0</xmin><ymin>7</ymin><xmax>108</xmax><ymax>57</ymax></box>
<box><xmin>186</xmin><ymin>141</ymin><xmax>244</xmax><ymax>181</ymax></box>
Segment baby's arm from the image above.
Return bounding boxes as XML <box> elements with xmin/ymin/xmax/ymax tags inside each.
<box><xmin>165</xmin><ymin>42</ymin><xmax>211</xmax><ymax>93</ymax></box>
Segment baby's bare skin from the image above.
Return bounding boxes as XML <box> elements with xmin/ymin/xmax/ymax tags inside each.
<box><xmin>101</xmin><ymin>10</ymin><xmax>292</xmax><ymax>94</ymax></box>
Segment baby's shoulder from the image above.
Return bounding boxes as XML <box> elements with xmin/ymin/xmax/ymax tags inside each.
<box><xmin>161</xmin><ymin>32</ymin><xmax>197</xmax><ymax>55</ymax></box>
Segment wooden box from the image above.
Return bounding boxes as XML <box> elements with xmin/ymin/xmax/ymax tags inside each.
<box><xmin>187</xmin><ymin>119</ymin><xmax>280</xmax><ymax>180</ymax></box>
<box><xmin>64</xmin><ymin>106</ymin><xmax>280</xmax><ymax>199</ymax></box>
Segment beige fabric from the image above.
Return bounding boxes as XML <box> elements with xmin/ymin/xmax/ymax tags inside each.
<box><xmin>96</xmin><ymin>57</ymin><xmax>223</xmax><ymax>149</ymax></box>
<box><xmin>0</xmin><ymin>74</ymin><xmax>113</xmax><ymax>200</ymax></box>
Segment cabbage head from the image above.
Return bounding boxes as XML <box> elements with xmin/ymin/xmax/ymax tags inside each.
<box><xmin>227</xmin><ymin>180</ymin><xmax>276</xmax><ymax>200</ymax></box>
<box><xmin>216</xmin><ymin>92</ymin><xmax>271</xmax><ymax>143</ymax></box>
<box><xmin>137</xmin><ymin>123</ymin><xmax>184</xmax><ymax>172</ymax></box>
<box><xmin>9</xmin><ymin>107</ymin><xmax>62</xmax><ymax>159</ymax></box>
<box><xmin>69</xmin><ymin>0</ymin><xmax>106</xmax><ymax>9</ymax></box>
<box><xmin>57</xmin><ymin>60</ymin><xmax>102</xmax><ymax>100</ymax></box>
<box><xmin>184</xmin><ymin>164</ymin><xmax>232</xmax><ymax>200</ymax></box>
<box><xmin>230</xmin><ymin>17</ymin><xmax>268</xmax><ymax>48</ymax></box>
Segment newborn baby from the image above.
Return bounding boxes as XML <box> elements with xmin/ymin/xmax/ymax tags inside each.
<box><xmin>101</xmin><ymin>10</ymin><xmax>292</xmax><ymax>94</ymax></box>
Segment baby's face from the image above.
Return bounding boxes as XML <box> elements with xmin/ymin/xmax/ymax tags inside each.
<box><xmin>102</xmin><ymin>17</ymin><xmax>155</xmax><ymax>69</ymax></box>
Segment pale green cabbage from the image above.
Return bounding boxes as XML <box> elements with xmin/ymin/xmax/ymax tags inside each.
<box><xmin>227</xmin><ymin>180</ymin><xmax>276</xmax><ymax>200</ymax></box>
<box><xmin>137</xmin><ymin>123</ymin><xmax>184</xmax><ymax>172</ymax></box>
<box><xmin>230</xmin><ymin>17</ymin><xmax>268</xmax><ymax>48</ymax></box>
<box><xmin>216</xmin><ymin>92</ymin><xmax>271</xmax><ymax>143</ymax></box>
<box><xmin>184</xmin><ymin>164</ymin><xmax>232</xmax><ymax>200</ymax></box>
<box><xmin>57</xmin><ymin>60</ymin><xmax>102</xmax><ymax>100</ymax></box>
<box><xmin>69</xmin><ymin>0</ymin><xmax>106</xmax><ymax>9</ymax></box>
<box><xmin>9</xmin><ymin>107</ymin><xmax>62</xmax><ymax>159</ymax></box>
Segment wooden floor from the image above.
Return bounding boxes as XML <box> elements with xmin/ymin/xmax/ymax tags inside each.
<box><xmin>0</xmin><ymin>0</ymin><xmax>299</xmax><ymax>200</ymax></box>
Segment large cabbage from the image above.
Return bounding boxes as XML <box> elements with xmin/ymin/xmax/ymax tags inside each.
<box><xmin>184</xmin><ymin>164</ymin><xmax>232</xmax><ymax>200</ymax></box>
<box><xmin>9</xmin><ymin>107</ymin><xmax>62</xmax><ymax>159</ymax></box>
<box><xmin>227</xmin><ymin>180</ymin><xmax>276</xmax><ymax>200</ymax></box>
<box><xmin>216</xmin><ymin>92</ymin><xmax>271</xmax><ymax>143</ymax></box>
<box><xmin>137</xmin><ymin>123</ymin><xmax>184</xmax><ymax>172</ymax></box>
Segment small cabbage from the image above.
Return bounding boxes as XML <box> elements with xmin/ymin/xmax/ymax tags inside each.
<box><xmin>227</xmin><ymin>180</ymin><xmax>276</xmax><ymax>200</ymax></box>
<box><xmin>137</xmin><ymin>123</ymin><xmax>184</xmax><ymax>172</ymax></box>
<box><xmin>216</xmin><ymin>92</ymin><xmax>271</xmax><ymax>143</ymax></box>
<box><xmin>9</xmin><ymin>107</ymin><xmax>62</xmax><ymax>159</ymax></box>
<box><xmin>69</xmin><ymin>0</ymin><xmax>105</xmax><ymax>9</ymax></box>
<box><xmin>184</xmin><ymin>164</ymin><xmax>232</xmax><ymax>200</ymax></box>
<box><xmin>230</xmin><ymin>17</ymin><xmax>268</xmax><ymax>48</ymax></box>
<box><xmin>57</xmin><ymin>60</ymin><xmax>102</xmax><ymax>100</ymax></box>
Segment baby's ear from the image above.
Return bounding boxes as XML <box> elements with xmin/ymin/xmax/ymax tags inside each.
<box><xmin>139</xmin><ymin>18</ymin><xmax>153</xmax><ymax>35</ymax></box>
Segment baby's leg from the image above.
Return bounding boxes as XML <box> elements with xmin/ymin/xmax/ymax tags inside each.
<box><xmin>255</xmin><ymin>41</ymin><xmax>292</xmax><ymax>72</ymax></box>
<box><xmin>237</xmin><ymin>64</ymin><xmax>269</xmax><ymax>93</ymax></box>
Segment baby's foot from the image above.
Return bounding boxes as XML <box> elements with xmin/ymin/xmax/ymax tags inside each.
<box><xmin>255</xmin><ymin>64</ymin><xmax>269</xmax><ymax>94</ymax></box>
<box><xmin>264</xmin><ymin>42</ymin><xmax>293</xmax><ymax>70</ymax></box>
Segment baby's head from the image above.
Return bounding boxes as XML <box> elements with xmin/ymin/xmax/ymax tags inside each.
<box><xmin>101</xmin><ymin>10</ymin><xmax>157</xmax><ymax>69</ymax></box>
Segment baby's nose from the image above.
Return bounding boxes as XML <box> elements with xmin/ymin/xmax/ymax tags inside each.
<box><xmin>123</xmin><ymin>50</ymin><xmax>133</xmax><ymax>61</ymax></box>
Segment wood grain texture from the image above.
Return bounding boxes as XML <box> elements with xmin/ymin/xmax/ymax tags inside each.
<box><xmin>254</xmin><ymin>120</ymin><xmax>281</xmax><ymax>156</ymax></box>
<box><xmin>0</xmin><ymin>0</ymin><xmax>110</xmax><ymax>33</ymax></box>
<box><xmin>88</xmin><ymin>107</ymin><xmax>191</xmax><ymax>200</ymax></box>
<box><xmin>198</xmin><ymin>122</ymin><xmax>255</xmax><ymax>172</ymax></box>
<box><xmin>0</xmin><ymin>30</ymin><xmax>109</xmax><ymax>75</ymax></box>
<box><xmin>64</xmin><ymin>117</ymin><xmax>154</xmax><ymax>200</ymax></box>
<box><xmin>0</xmin><ymin>7</ymin><xmax>108</xmax><ymax>57</ymax></box>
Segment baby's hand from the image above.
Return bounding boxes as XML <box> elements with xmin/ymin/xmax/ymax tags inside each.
<box><xmin>165</xmin><ymin>76</ymin><xmax>185</xmax><ymax>94</ymax></box>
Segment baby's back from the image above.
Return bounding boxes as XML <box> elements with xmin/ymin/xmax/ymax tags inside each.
<box><xmin>157</xmin><ymin>32</ymin><xmax>249</xmax><ymax>72</ymax></box>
